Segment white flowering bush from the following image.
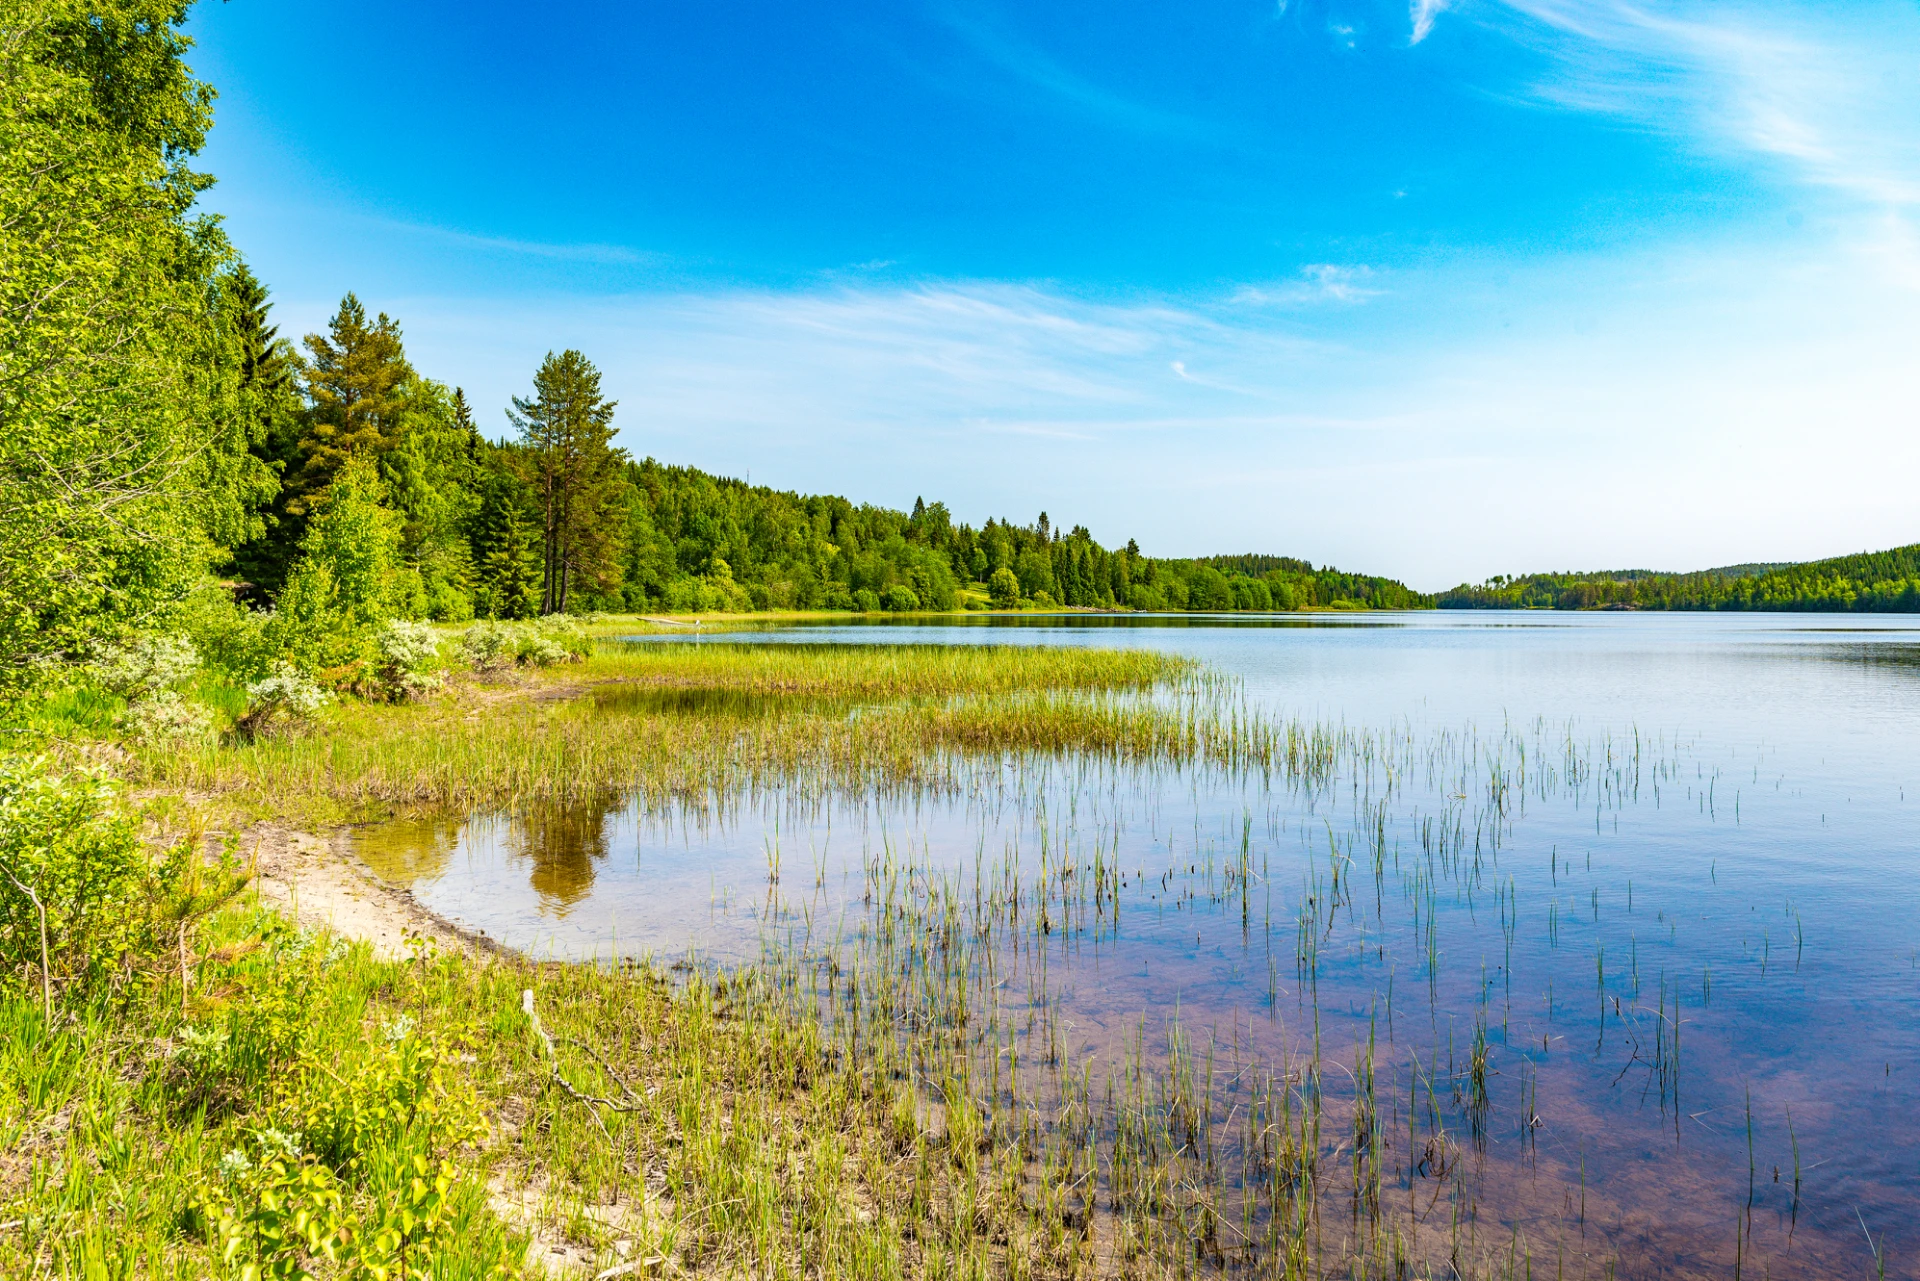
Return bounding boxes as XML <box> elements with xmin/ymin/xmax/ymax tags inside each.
<box><xmin>525</xmin><ymin>617</ymin><xmax>591</xmax><ymax>664</ymax></box>
<box><xmin>460</xmin><ymin>618</ymin><xmax>589</xmax><ymax>671</ymax></box>
<box><xmin>236</xmin><ymin>664</ymin><xmax>331</xmax><ymax>739</ymax></box>
<box><xmin>122</xmin><ymin>689</ymin><xmax>214</xmax><ymax>745</ymax></box>
<box><xmin>94</xmin><ymin>634</ymin><xmax>199</xmax><ymax>698</ymax></box>
<box><xmin>460</xmin><ymin>620</ymin><xmax>517</xmax><ymax>673</ymax></box>
<box><xmin>518</xmin><ymin>634</ymin><xmax>571</xmax><ymax>667</ymax></box>
<box><xmin>375</xmin><ymin>619</ymin><xmax>443</xmax><ymax>701</ymax></box>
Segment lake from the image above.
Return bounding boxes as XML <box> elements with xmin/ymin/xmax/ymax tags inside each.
<box><xmin>359</xmin><ymin>612</ymin><xmax>1920</xmax><ymax>1278</ymax></box>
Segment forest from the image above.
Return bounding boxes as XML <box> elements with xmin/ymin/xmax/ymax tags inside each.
<box><xmin>1438</xmin><ymin>545</ymin><xmax>1920</xmax><ymax>612</ymax></box>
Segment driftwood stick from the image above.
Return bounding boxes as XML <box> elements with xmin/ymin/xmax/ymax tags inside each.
<box><xmin>522</xmin><ymin>989</ymin><xmax>647</xmax><ymax>1123</ymax></box>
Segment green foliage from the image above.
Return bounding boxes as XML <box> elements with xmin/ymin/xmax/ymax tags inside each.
<box><xmin>604</xmin><ymin>468</ymin><xmax>1426</xmax><ymax>616</ymax></box>
<box><xmin>175</xmin><ymin>961</ymin><xmax>502</xmax><ymax>1279</ymax></box>
<box><xmin>0</xmin><ymin>0</ymin><xmax>271</xmax><ymax>706</ymax></box>
<box><xmin>265</xmin><ymin>457</ymin><xmax>407</xmax><ymax>673</ymax></box>
<box><xmin>0</xmin><ymin>756</ymin><xmax>148</xmax><ymax>995</ymax></box>
<box><xmin>170</xmin><ymin>580</ymin><xmax>274</xmax><ymax>681</ymax></box>
<box><xmin>1141</xmin><ymin>554</ymin><xmax>1428</xmax><ymax>612</ymax></box>
<box><xmin>1440</xmin><ymin>544</ymin><xmax>1920</xmax><ymax>612</ymax></box>
<box><xmin>196</xmin><ymin>1139</ymin><xmax>350</xmax><ymax>1280</ymax></box>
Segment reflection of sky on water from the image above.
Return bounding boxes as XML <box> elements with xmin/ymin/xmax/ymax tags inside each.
<box><xmin>356</xmin><ymin>613</ymin><xmax>1920</xmax><ymax>1277</ymax></box>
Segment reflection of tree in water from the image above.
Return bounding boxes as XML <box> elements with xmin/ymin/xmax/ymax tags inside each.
<box><xmin>516</xmin><ymin>798</ymin><xmax>619</xmax><ymax>916</ymax></box>
<box><xmin>356</xmin><ymin>818</ymin><xmax>463</xmax><ymax>886</ymax></box>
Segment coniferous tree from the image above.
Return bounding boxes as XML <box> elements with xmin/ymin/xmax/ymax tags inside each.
<box><xmin>451</xmin><ymin>387</ymin><xmax>481</xmax><ymax>455</ymax></box>
<box><xmin>224</xmin><ymin>264</ymin><xmax>304</xmax><ymax>592</ymax></box>
<box><xmin>508</xmin><ymin>350</ymin><xmax>628</xmax><ymax>614</ymax></box>
<box><xmin>480</xmin><ymin>507</ymin><xmax>542</xmax><ymax>620</ymax></box>
<box><xmin>291</xmin><ymin>295</ymin><xmax>414</xmax><ymax>511</ymax></box>
<box><xmin>470</xmin><ymin>470</ymin><xmax>541</xmax><ymax>619</ymax></box>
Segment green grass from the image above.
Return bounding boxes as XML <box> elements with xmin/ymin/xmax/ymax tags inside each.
<box><xmin>133</xmin><ymin>643</ymin><xmax>1209</xmax><ymax>825</ymax></box>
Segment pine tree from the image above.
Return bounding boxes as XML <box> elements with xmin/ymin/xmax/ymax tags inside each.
<box><xmin>508</xmin><ymin>350</ymin><xmax>628</xmax><ymax>614</ymax></box>
<box><xmin>291</xmin><ymin>294</ymin><xmax>414</xmax><ymax>512</ymax></box>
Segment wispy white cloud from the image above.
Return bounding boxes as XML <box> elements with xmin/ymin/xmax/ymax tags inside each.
<box><xmin>371</xmin><ymin>216</ymin><xmax>664</xmax><ymax>266</ymax></box>
<box><xmin>1487</xmin><ymin>1</ymin><xmax>1920</xmax><ymax>210</ymax></box>
<box><xmin>929</xmin><ymin>6</ymin><xmax>1221</xmax><ymax>142</ymax></box>
<box><xmin>1232</xmin><ymin>264</ymin><xmax>1384</xmax><ymax>306</ymax></box>
<box><xmin>1411</xmin><ymin>0</ymin><xmax>1454</xmax><ymax>45</ymax></box>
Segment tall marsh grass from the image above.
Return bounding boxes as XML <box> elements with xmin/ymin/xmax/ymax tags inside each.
<box><xmin>140</xmin><ymin>643</ymin><xmax>1246</xmax><ymax>820</ymax></box>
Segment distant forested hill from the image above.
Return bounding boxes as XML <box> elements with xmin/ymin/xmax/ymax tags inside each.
<box><xmin>610</xmin><ymin>462</ymin><xmax>1432</xmax><ymax>614</ymax></box>
<box><xmin>1439</xmin><ymin>546</ymin><xmax>1920</xmax><ymax>611</ymax></box>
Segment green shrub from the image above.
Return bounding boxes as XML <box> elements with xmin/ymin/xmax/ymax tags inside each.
<box><xmin>883</xmin><ymin>584</ymin><xmax>921</xmax><ymax>612</ymax></box>
<box><xmin>169</xmin><ymin>583</ymin><xmax>273</xmax><ymax>681</ymax></box>
<box><xmin>298</xmin><ymin>1023</ymin><xmax>487</xmax><ymax>1180</ymax></box>
<box><xmin>193</xmin><ymin>1135</ymin><xmax>351</xmax><ymax>1279</ymax></box>
<box><xmin>0</xmin><ymin>755</ymin><xmax>148</xmax><ymax>997</ymax></box>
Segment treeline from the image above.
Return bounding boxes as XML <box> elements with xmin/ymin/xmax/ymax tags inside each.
<box><xmin>1440</xmin><ymin>545</ymin><xmax>1920</xmax><ymax>612</ymax></box>
<box><xmin>610</xmin><ymin>477</ymin><xmax>1433</xmax><ymax>615</ymax></box>
<box><xmin>218</xmin><ymin>286</ymin><xmax>1432</xmax><ymax>623</ymax></box>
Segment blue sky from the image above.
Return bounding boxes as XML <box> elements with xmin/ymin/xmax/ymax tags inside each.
<box><xmin>188</xmin><ymin>0</ymin><xmax>1920</xmax><ymax>588</ymax></box>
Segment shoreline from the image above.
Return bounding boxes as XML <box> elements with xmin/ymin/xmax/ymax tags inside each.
<box><xmin>241</xmin><ymin>819</ymin><xmax>511</xmax><ymax>963</ymax></box>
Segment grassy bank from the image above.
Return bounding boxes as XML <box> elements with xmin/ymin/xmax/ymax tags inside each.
<box><xmin>0</xmin><ymin>879</ymin><xmax>1123</xmax><ymax>1279</ymax></box>
<box><xmin>4</xmin><ymin>640</ymin><xmax>1217</xmax><ymax>1277</ymax></box>
<box><xmin>127</xmin><ymin>642</ymin><xmax>1282</xmax><ymax>826</ymax></box>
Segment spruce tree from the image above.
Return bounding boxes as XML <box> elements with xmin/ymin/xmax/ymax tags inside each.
<box><xmin>470</xmin><ymin>469</ymin><xmax>540</xmax><ymax>619</ymax></box>
<box><xmin>225</xmin><ymin>264</ymin><xmax>305</xmax><ymax>592</ymax></box>
<box><xmin>451</xmin><ymin>387</ymin><xmax>482</xmax><ymax>457</ymax></box>
<box><xmin>480</xmin><ymin>506</ymin><xmax>541</xmax><ymax>620</ymax></box>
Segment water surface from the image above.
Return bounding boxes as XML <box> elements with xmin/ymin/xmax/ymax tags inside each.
<box><xmin>359</xmin><ymin>612</ymin><xmax>1920</xmax><ymax>1277</ymax></box>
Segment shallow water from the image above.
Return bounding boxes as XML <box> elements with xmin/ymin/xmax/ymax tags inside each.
<box><xmin>357</xmin><ymin>612</ymin><xmax>1920</xmax><ymax>1277</ymax></box>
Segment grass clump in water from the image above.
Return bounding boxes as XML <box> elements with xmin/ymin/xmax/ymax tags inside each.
<box><xmin>137</xmin><ymin>643</ymin><xmax>1215</xmax><ymax>824</ymax></box>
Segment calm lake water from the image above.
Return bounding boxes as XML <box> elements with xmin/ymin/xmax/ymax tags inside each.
<box><xmin>359</xmin><ymin>612</ymin><xmax>1920</xmax><ymax>1277</ymax></box>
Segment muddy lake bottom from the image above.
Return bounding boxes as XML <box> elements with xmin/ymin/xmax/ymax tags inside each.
<box><xmin>360</xmin><ymin>613</ymin><xmax>1920</xmax><ymax>1278</ymax></box>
